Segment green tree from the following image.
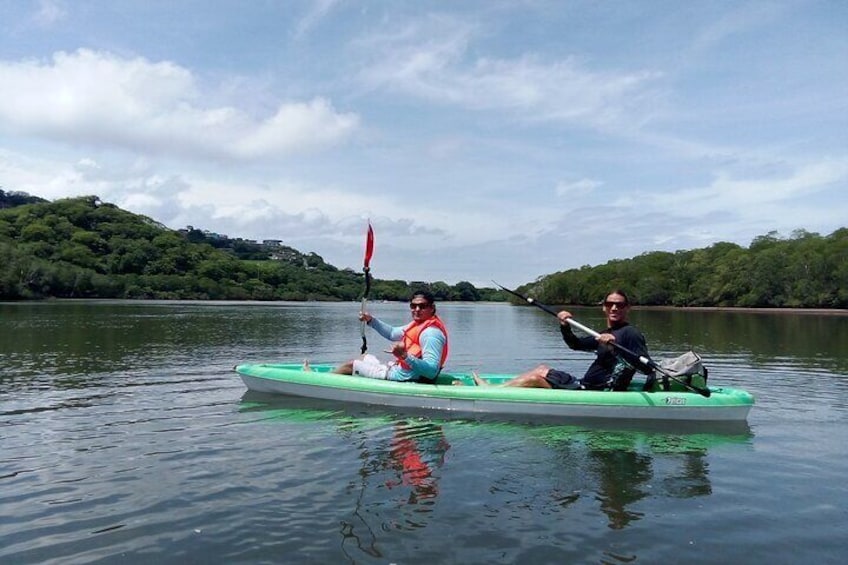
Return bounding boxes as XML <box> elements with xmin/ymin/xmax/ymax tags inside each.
<box><xmin>455</xmin><ymin>281</ymin><xmax>481</xmax><ymax>301</ymax></box>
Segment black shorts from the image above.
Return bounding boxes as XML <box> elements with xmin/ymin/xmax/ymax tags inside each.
<box><xmin>544</xmin><ymin>369</ymin><xmax>583</xmax><ymax>390</ymax></box>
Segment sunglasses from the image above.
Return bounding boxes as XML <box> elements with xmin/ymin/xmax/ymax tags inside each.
<box><xmin>409</xmin><ymin>302</ymin><xmax>432</xmax><ymax>310</ymax></box>
<box><xmin>604</xmin><ymin>300</ymin><xmax>628</xmax><ymax>308</ymax></box>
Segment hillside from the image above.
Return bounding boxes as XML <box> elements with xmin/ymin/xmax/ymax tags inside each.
<box><xmin>519</xmin><ymin>229</ymin><xmax>848</xmax><ymax>309</ymax></box>
<box><xmin>0</xmin><ymin>188</ymin><xmax>47</xmax><ymax>208</ymax></box>
<box><xmin>0</xmin><ymin>194</ymin><xmax>497</xmax><ymax>301</ymax></box>
<box><xmin>2</xmin><ymin>192</ymin><xmax>845</xmax><ymax>308</ymax></box>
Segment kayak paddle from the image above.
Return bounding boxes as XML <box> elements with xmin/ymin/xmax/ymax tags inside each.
<box><xmin>492</xmin><ymin>281</ymin><xmax>711</xmax><ymax>397</ymax></box>
<box><xmin>360</xmin><ymin>222</ymin><xmax>375</xmax><ymax>354</ymax></box>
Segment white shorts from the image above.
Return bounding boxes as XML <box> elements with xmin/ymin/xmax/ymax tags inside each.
<box><xmin>352</xmin><ymin>354</ymin><xmax>396</xmax><ymax>380</ymax></box>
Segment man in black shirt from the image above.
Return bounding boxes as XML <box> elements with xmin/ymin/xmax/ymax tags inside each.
<box><xmin>473</xmin><ymin>289</ymin><xmax>650</xmax><ymax>391</ymax></box>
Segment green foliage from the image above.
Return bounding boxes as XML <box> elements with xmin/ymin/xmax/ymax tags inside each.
<box><xmin>0</xmin><ymin>188</ymin><xmax>47</xmax><ymax>208</ymax></box>
<box><xmin>0</xmin><ymin>193</ymin><xmax>503</xmax><ymax>302</ymax></box>
<box><xmin>521</xmin><ymin>230</ymin><xmax>848</xmax><ymax>309</ymax></box>
<box><xmin>454</xmin><ymin>281</ymin><xmax>482</xmax><ymax>301</ymax></box>
<box><xmin>5</xmin><ymin>191</ymin><xmax>841</xmax><ymax>308</ymax></box>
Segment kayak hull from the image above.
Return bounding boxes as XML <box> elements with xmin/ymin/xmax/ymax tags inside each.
<box><xmin>235</xmin><ymin>363</ymin><xmax>754</xmax><ymax>422</ymax></box>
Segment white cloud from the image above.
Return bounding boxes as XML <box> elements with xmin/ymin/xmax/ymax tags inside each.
<box><xmin>556</xmin><ymin>178</ymin><xmax>602</xmax><ymax>197</ymax></box>
<box><xmin>647</xmin><ymin>157</ymin><xmax>848</xmax><ymax>218</ymax></box>
<box><xmin>690</xmin><ymin>2</ymin><xmax>785</xmax><ymax>56</ymax></box>
<box><xmin>166</xmin><ymin>175</ymin><xmax>549</xmax><ymax>249</ymax></box>
<box><xmin>0</xmin><ymin>49</ymin><xmax>360</xmax><ymax>161</ymax></box>
<box><xmin>1</xmin><ymin>139</ymin><xmax>555</xmax><ymax>259</ymax></box>
<box><xmin>294</xmin><ymin>0</ymin><xmax>342</xmax><ymax>40</ymax></box>
<box><xmin>0</xmin><ymin>4</ymin><xmax>843</xmax><ymax>287</ymax></box>
<box><xmin>357</xmin><ymin>17</ymin><xmax>663</xmax><ymax>129</ymax></box>
<box><xmin>32</xmin><ymin>0</ymin><xmax>67</xmax><ymax>27</ymax></box>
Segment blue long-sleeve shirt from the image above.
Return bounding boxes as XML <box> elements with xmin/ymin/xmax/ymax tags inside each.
<box><xmin>367</xmin><ymin>317</ymin><xmax>447</xmax><ymax>382</ymax></box>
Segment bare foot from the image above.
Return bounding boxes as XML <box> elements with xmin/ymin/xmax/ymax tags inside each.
<box><xmin>471</xmin><ymin>371</ymin><xmax>489</xmax><ymax>386</ymax></box>
<box><xmin>302</xmin><ymin>359</ymin><xmax>311</xmax><ymax>372</ymax></box>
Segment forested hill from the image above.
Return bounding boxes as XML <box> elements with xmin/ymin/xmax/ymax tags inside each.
<box><xmin>2</xmin><ymin>193</ymin><xmax>845</xmax><ymax>308</ymax></box>
<box><xmin>518</xmin><ymin>228</ymin><xmax>848</xmax><ymax>309</ymax></box>
<box><xmin>0</xmin><ymin>189</ymin><xmax>47</xmax><ymax>208</ymax></box>
<box><xmin>0</xmin><ymin>195</ymin><xmax>497</xmax><ymax>301</ymax></box>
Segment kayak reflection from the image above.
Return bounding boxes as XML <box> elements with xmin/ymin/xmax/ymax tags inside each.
<box><xmin>238</xmin><ymin>393</ymin><xmax>752</xmax><ymax>546</ymax></box>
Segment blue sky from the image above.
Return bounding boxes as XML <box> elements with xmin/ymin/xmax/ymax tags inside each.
<box><xmin>1</xmin><ymin>1</ymin><xmax>845</xmax><ymax>287</ymax></box>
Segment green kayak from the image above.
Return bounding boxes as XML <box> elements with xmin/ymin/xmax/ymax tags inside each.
<box><xmin>235</xmin><ymin>363</ymin><xmax>754</xmax><ymax>422</ymax></box>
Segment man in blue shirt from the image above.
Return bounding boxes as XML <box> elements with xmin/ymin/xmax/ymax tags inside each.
<box><xmin>333</xmin><ymin>290</ymin><xmax>449</xmax><ymax>383</ymax></box>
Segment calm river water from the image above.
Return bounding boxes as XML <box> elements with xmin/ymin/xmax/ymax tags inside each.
<box><xmin>1</xmin><ymin>300</ymin><xmax>846</xmax><ymax>564</ymax></box>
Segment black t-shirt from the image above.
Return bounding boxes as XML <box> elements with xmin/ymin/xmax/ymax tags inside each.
<box><xmin>560</xmin><ymin>322</ymin><xmax>649</xmax><ymax>390</ymax></box>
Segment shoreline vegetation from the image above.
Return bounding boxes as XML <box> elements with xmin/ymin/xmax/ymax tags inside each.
<box><xmin>9</xmin><ymin>299</ymin><xmax>846</xmax><ymax>317</ymax></box>
<box><xmin>634</xmin><ymin>305</ymin><xmax>848</xmax><ymax>316</ymax></box>
<box><xmin>26</xmin><ymin>297</ymin><xmax>848</xmax><ymax>316</ymax></box>
<box><xmin>2</xmin><ymin>191</ymin><xmax>846</xmax><ymax>309</ymax></box>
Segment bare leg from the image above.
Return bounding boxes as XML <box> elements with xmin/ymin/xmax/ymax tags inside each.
<box><xmin>493</xmin><ymin>365</ymin><xmax>554</xmax><ymax>388</ymax></box>
<box><xmin>502</xmin><ymin>373</ymin><xmax>552</xmax><ymax>388</ymax></box>
<box><xmin>472</xmin><ymin>366</ymin><xmax>552</xmax><ymax>387</ymax></box>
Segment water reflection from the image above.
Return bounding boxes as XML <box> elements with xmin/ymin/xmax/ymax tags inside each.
<box><xmin>0</xmin><ymin>300</ymin><xmax>360</xmax><ymax>385</ymax></box>
<box><xmin>629</xmin><ymin>308</ymin><xmax>848</xmax><ymax>373</ymax></box>
<box><xmin>239</xmin><ymin>394</ymin><xmax>452</xmax><ymax>560</ymax></box>
<box><xmin>3</xmin><ymin>301</ymin><xmax>844</xmax><ymax>381</ymax></box>
<box><xmin>588</xmin><ymin>447</ymin><xmax>712</xmax><ymax>530</ymax></box>
<box><xmin>382</xmin><ymin>421</ymin><xmax>450</xmax><ymax>504</ymax></box>
<box><xmin>589</xmin><ymin>448</ymin><xmax>653</xmax><ymax>529</ymax></box>
<box><xmin>337</xmin><ymin>419</ymin><xmax>451</xmax><ymax>560</ymax></box>
<box><xmin>507</xmin><ymin>421</ymin><xmax>752</xmax><ymax>531</ymax></box>
<box><xmin>0</xmin><ymin>300</ymin><xmax>841</xmax><ymax>563</ymax></box>
<box><xmin>240</xmin><ymin>394</ymin><xmax>751</xmax><ymax>540</ymax></box>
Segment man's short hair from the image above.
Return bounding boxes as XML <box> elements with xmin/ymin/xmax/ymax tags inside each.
<box><xmin>411</xmin><ymin>289</ymin><xmax>436</xmax><ymax>304</ymax></box>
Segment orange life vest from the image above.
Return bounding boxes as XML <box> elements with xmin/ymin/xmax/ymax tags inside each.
<box><xmin>399</xmin><ymin>315</ymin><xmax>449</xmax><ymax>371</ymax></box>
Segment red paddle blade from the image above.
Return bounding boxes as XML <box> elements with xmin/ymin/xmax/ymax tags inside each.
<box><xmin>363</xmin><ymin>223</ymin><xmax>374</xmax><ymax>269</ymax></box>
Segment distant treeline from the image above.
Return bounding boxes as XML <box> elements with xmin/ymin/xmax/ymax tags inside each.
<box><xmin>519</xmin><ymin>228</ymin><xmax>847</xmax><ymax>309</ymax></box>
<box><xmin>2</xmin><ymin>191</ymin><xmax>845</xmax><ymax>308</ymax></box>
<box><xmin>0</xmin><ymin>194</ymin><xmax>501</xmax><ymax>302</ymax></box>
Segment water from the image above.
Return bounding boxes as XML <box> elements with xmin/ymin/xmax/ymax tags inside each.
<box><xmin>1</xmin><ymin>301</ymin><xmax>846</xmax><ymax>564</ymax></box>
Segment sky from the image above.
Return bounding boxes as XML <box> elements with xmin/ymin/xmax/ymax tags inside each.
<box><xmin>0</xmin><ymin>1</ymin><xmax>846</xmax><ymax>288</ymax></box>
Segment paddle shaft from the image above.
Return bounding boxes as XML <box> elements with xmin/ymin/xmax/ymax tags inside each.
<box><xmin>360</xmin><ymin>224</ymin><xmax>375</xmax><ymax>354</ymax></box>
<box><xmin>493</xmin><ymin>282</ymin><xmax>711</xmax><ymax>397</ymax></box>
<box><xmin>360</xmin><ymin>293</ymin><xmax>368</xmax><ymax>353</ymax></box>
